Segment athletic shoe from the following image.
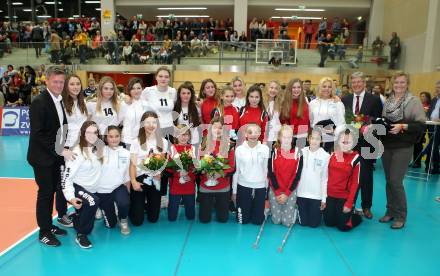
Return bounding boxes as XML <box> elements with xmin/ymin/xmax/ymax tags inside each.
<box><xmin>435</xmin><ymin>196</ymin><xmax>440</xmax><ymax>203</ymax></box>
<box><xmin>75</xmin><ymin>234</ymin><xmax>92</xmax><ymax>249</ymax></box>
<box><xmin>95</xmin><ymin>208</ymin><xmax>103</xmax><ymax>220</ymax></box>
<box><xmin>39</xmin><ymin>232</ymin><xmax>61</xmax><ymax>247</ymax></box>
<box><xmin>57</xmin><ymin>215</ymin><xmax>73</xmax><ymax>228</ymax></box>
<box><xmin>51</xmin><ymin>225</ymin><xmax>67</xmax><ymax>236</ymax></box>
<box><xmin>119</xmin><ymin>218</ymin><xmax>131</xmax><ymax>235</ymax></box>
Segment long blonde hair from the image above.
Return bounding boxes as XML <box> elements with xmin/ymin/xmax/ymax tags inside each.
<box><xmin>96</xmin><ymin>76</ymin><xmax>120</xmax><ymax>114</ymax></box>
<box><xmin>216</xmin><ymin>85</ymin><xmax>235</xmax><ymax>118</ymax></box>
<box><xmin>263</xmin><ymin>80</ymin><xmax>282</xmax><ymax>117</ymax></box>
<box><xmin>200</xmin><ymin>116</ymin><xmax>230</xmax><ymax>157</ymax></box>
<box><xmin>231</xmin><ymin>76</ymin><xmax>245</xmax><ymax>97</ymax></box>
<box><xmin>317</xmin><ymin>77</ymin><xmax>337</xmax><ymax>99</ymax></box>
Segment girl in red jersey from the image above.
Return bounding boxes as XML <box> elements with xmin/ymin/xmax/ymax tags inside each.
<box><xmin>199</xmin><ymin>78</ymin><xmax>220</xmax><ymax>125</ymax></box>
<box><xmin>198</xmin><ymin>116</ymin><xmax>235</xmax><ymax>223</ymax></box>
<box><xmin>167</xmin><ymin>125</ymin><xmax>197</xmax><ymax>221</ymax></box>
<box><xmin>280</xmin><ymin>78</ymin><xmax>310</xmax><ymax>148</ymax></box>
<box><xmin>211</xmin><ymin>85</ymin><xmax>240</xmax><ymax>142</ymax></box>
<box><xmin>268</xmin><ymin>125</ymin><xmax>303</xmax><ymax>227</ymax></box>
<box><xmin>323</xmin><ymin>128</ymin><xmax>362</xmax><ymax>231</ymax></box>
<box><xmin>238</xmin><ymin>85</ymin><xmax>268</xmax><ymax>143</ymax></box>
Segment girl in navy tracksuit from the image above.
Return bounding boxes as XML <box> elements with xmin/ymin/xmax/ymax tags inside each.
<box><xmin>211</xmin><ymin>85</ymin><xmax>240</xmax><ymax>142</ymax></box>
<box><xmin>268</xmin><ymin>125</ymin><xmax>303</xmax><ymax>227</ymax></box>
<box><xmin>95</xmin><ymin>126</ymin><xmax>131</xmax><ymax>235</ymax></box>
<box><xmin>62</xmin><ymin>121</ymin><xmax>103</xmax><ymax>249</ymax></box>
<box><xmin>232</xmin><ymin>123</ymin><xmax>270</xmax><ymax>225</ymax></box>
<box><xmin>238</xmin><ymin>85</ymin><xmax>268</xmax><ymax>143</ymax></box>
<box><xmin>324</xmin><ymin>128</ymin><xmax>362</xmax><ymax>231</ymax></box>
<box><xmin>167</xmin><ymin>125</ymin><xmax>197</xmax><ymax>221</ymax></box>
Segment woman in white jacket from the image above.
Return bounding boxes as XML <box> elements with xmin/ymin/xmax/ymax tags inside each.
<box><xmin>232</xmin><ymin>123</ymin><xmax>270</xmax><ymax>225</ymax></box>
<box><xmin>309</xmin><ymin>77</ymin><xmax>345</xmax><ymax>153</ymax></box>
<box><xmin>62</xmin><ymin>121</ymin><xmax>103</xmax><ymax>249</ymax></box>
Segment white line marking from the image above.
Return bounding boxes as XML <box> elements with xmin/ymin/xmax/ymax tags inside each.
<box><xmin>0</xmin><ymin>177</ymin><xmax>35</xmax><ymax>180</ymax></box>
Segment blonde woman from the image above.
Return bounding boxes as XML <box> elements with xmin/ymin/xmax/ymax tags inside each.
<box><xmin>231</xmin><ymin>76</ymin><xmax>246</xmax><ymax>110</ymax></box>
<box><xmin>86</xmin><ymin>76</ymin><xmax>121</xmax><ymax>136</ymax></box>
<box><xmin>263</xmin><ymin>80</ymin><xmax>283</xmax><ymax>145</ymax></box>
<box><xmin>309</xmin><ymin>77</ymin><xmax>345</xmax><ymax>153</ymax></box>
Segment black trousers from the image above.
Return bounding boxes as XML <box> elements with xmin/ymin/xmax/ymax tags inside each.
<box><xmin>304</xmin><ymin>33</ymin><xmax>313</xmax><ymax>49</ymax></box>
<box><xmin>199</xmin><ymin>191</ymin><xmax>230</xmax><ymax>223</ymax></box>
<box><xmin>96</xmin><ymin>184</ymin><xmax>130</xmax><ymax>228</ymax></box>
<box><xmin>56</xmin><ymin>163</ymin><xmax>68</xmax><ymax>218</ymax></box>
<box><xmin>32</xmin><ymin>162</ymin><xmax>64</xmax><ymax>234</ymax></box>
<box><xmin>323</xmin><ymin>196</ymin><xmax>362</xmax><ymax>231</ymax></box>
<box><xmin>72</xmin><ymin>184</ymin><xmax>100</xmax><ymax>235</ymax></box>
<box><xmin>297</xmin><ymin>197</ymin><xmax>322</xmax><ymax>228</ymax></box>
<box><xmin>236</xmin><ymin>185</ymin><xmax>266</xmax><ymax>225</ymax></box>
<box><xmin>129</xmin><ymin>175</ymin><xmax>162</xmax><ymax>226</ymax></box>
<box><xmin>353</xmin><ymin>157</ymin><xmax>374</xmax><ymax>209</ymax></box>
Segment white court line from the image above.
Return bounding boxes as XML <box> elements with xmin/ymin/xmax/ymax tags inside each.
<box><xmin>0</xmin><ymin>177</ymin><xmax>35</xmax><ymax>180</ymax></box>
<box><xmin>0</xmin><ymin>210</ymin><xmax>72</xmax><ymax>258</ymax></box>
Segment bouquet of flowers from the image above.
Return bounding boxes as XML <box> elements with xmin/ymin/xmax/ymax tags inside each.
<box><xmin>166</xmin><ymin>150</ymin><xmax>194</xmax><ymax>184</ymax></box>
<box><xmin>139</xmin><ymin>151</ymin><xmax>167</xmax><ymax>190</ymax></box>
<box><xmin>345</xmin><ymin>109</ymin><xmax>370</xmax><ymax>134</ymax></box>
<box><xmin>195</xmin><ymin>154</ymin><xmax>231</xmax><ymax>187</ymax></box>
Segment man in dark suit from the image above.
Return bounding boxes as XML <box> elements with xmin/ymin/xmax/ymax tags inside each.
<box><xmin>426</xmin><ymin>81</ymin><xmax>440</xmax><ymax>174</ymax></box>
<box><xmin>27</xmin><ymin>66</ymin><xmax>75</xmax><ymax>246</ymax></box>
<box><xmin>342</xmin><ymin>72</ymin><xmax>383</xmax><ymax>219</ymax></box>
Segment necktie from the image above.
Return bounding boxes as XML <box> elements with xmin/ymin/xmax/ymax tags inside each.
<box><xmin>355</xmin><ymin>95</ymin><xmax>360</xmax><ymax>115</ymax></box>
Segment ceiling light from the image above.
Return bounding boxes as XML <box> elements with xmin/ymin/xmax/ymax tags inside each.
<box><xmin>357</xmin><ymin>16</ymin><xmax>363</xmax><ymax>21</ymax></box>
<box><xmin>45</xmin><ymin>1</ymin><xmax>62</xmax><ymax>4</ymax></box>
<box><xmin>38</xmin><ymin>15</ymin><xmax>51</xmax><ymax>18</ymax></box>
<box><xmin>23</xmin><ymin>9</ymin><xmax>32</xmax><ymax>12</ymax></box>
<box><xmin>271</xmin><ymin>16</ymin><xmax>321</xmax><ymax>20</ymax></box>
<box><xmin>275</xmin><ymin>8</ymin><xmax>325</xmax><ymax>12</ymax></box>
<box><xmin>156</xmin><ymin>15</ymin><xmax>209</xmax><ymax>18</ymax></box>
<box><xmin>0</xmin><ymin>10</ymin><xmax>3</xmax><ymax>13</ymax></box>
<box><xmin>12</xmin><ymin>2</ymin><xmax>24</xmax><ymax>5</ymax></box>
<box><xmin>73</xmin><ymin>15</ymin><xmax>80</xmax><ymax>18</ymax></box>
<box><xmin>59</xmin><ymin>8</ymin><xmax>63</xmax><ymax>11</ymax></box>
<box><xmin>96</xmin><ymin>8</ymin><xmax>101</xmax><ymax>11</ymax></box>
<box><xmin>85</xmin><ymin>1</ymin><xmax>101</xmax><ymax>3</ymax></box>
<box><xmin>158</xmin><ymin>7</ymin><xmax>207</xmax><ymax>10</ymax></box>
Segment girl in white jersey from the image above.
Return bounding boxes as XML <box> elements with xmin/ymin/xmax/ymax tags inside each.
<box><xmin>120</xmin><ymin>77</ymin><xmax>145</xmax><ymax>147</ymax></box>
<box><xmin>231</xmin><ymin>76</ymin><xmax>246</xmax><ymax>109</ymax></box>
<box><xmin>86</xmin><ymin>76</ymin><xmax>121</xmax><ymax>136</ymax></box>
<box><xmin>62</xmin><ymin>121</ymin><xmax>103</xmax><ymax>249</ymax></box>
<box><xmin>141</xmin><ymin>66</ymin><xmax>177</xmax><ymax>139</ymax></box>
<box><xmin>56</xmin><ymin>74</ymin><xmax>88</xmax><ymax>228</ymax></box>
<box><xmin>96</xmin><ymin>126</ymin><xmax>131</xmax><ymax>235</ymax></box>
<box><xmin>263</xmin><ymin>80</ymin><xmax>282</xmax><ymax>147</ymax></box>
<box><xmin>173</xmin><ymin>81</ymin><xmax>201</xmax><ymax>145</ymax></box>
<box><xmin>129</xmin><ymin>111</ymin><xmax>169</xmax><ymax>225</ymax></box>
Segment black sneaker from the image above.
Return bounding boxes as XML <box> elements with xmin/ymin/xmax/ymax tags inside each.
<box><xmin>39</xmin><ymin>232</ymin><xmax>61</xmax><ymax>247</ymax></box>
<box><xmin>57</xmin><ymin>215</ymin><xmax>73</xmax><ymax>228</ymax></box>
<box><xmin>75</xmin><ymin>234</ymin><xmax>92</xmax><ymax>249</ymax></box>
<box><xmin>51</xmin><ymin>225</ymin><xmax>67</xmax><ymax>236</ymax></box>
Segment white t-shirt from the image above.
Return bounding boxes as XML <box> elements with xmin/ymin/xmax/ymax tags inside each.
<box><xmin>233</xmin><ymin>97</ymin><xmax>246</xmax><ymax>110</ymax></box>
<box><xmin>120</xmin><ymin>99</ymin><xmax>145</xmax><ymax>145</ymax></box>
<box><xmin>141</xmin><ymin>85</ymin><xmax>177</xmax><ymax>129</ymax></box>
<box><xmin>96</xmin><ymin>146</ymin><xmax>130</xmax><ymax>193</ymax></box>
<box><xmin>87</xmin><ymin>100</ymin><xmax>121</xmax><ymax>135</ymax></box>
<box><xmin>177</xmin><ymin>105</ymin><xmax>201</xmax><ymax>145</ymax></box>
<box><xmin>64</xmin><ymin>100</ymin><xmax>88</xmax><ymax>148</ymax></box>
<box><xmin>267</xmin><ymin>101</ymin><xmax>281</xmax><ymax>142</ymax></box>
<box><xmin>130</xmin><ymin>137</ymin><xmax>169</xmax><ymax>177</ymax></box>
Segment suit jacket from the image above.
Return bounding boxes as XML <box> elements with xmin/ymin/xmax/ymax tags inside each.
<box><xmin>342</xmin><ymin>92</ymin><xmax>383</xmax><ymax>154</ymax></box>
<box><xmin>27</xmin><ymin>89</ymin><xmax>67</xmax><ymax>167</ymax></box>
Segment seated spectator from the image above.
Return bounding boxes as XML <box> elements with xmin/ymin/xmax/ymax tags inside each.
<box><xmin>201</xmin><ymin>34</ymin><xmax>211</xmax><ymax>56</ymax></box>
<box><xmin>190</xmin><ymin>35</ymin><xmax>202</xmax><ymax>57</ymax></box>
<box><xmin>335</xmin><ymin>34</ymin><xmax>346</xmax><ymax>60</ymax></box>
<box><xmin>146</xmin><ymin>29</ymin><xmax>155</xmax><ymax>42</ymax></box>
<box><xmin>91</xmin><ymin>31</ymin><xmax>104</xmax><ymax>58</ymax></box>
<box><xmin>62</xmin><ymin>36</ymin><xmax>74</xmax><ymax>64</ymax></box>
<box><xmin>31</xmin><ymin>86</ymin><xmax>40</xmax><ymax>103</ymax></box>
<box><xmin>83</xmin><ymin>78</ymin><xmax>97</xmax><ymax>98</ymax></box>
<box><xmin>5</xmin><ymin>86</ymin><xmax>22</xmax><ymax>107</ymax></box>
<box><xmin>230</xmin><ymin>30</ymin><xmax>239</xmax><ymax>51</ymax></box>
<box><xmin>349</xmin><ymin>46</ymin><xmax>364</xmax><ymax>68</ymax></box>
<box><xmin>372</xmin><ymin>36</ymin><xmax>385</xmax><ymax>56</ymax></box>
<box><xmin>1</xmin><ymin>71</ymin><xmax>11</xmax><ymax>96</ymax></box>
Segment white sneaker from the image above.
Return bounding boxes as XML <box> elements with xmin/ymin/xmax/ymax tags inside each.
<box><xmin>160</xmin><ymin>196</ymin><xmax>169</xmax><ymax>209</ymax></box>
<box><xmin>119</xmin><ymin>218</ymin><xmax>131</xmax><ymax>235</ymax></box>
<box><xmin>95</xmin><ymin>208</ymin><xmax>103</xmax><ymax>220</ymax></box>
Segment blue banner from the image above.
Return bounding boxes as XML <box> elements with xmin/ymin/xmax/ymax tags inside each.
<box><xmin>0</xmin><ymin>107</ymin><xmax>30</xmax><ymax>136</ymax></box>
